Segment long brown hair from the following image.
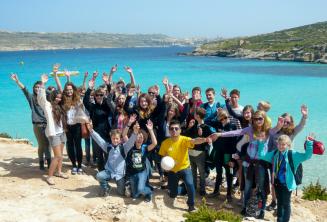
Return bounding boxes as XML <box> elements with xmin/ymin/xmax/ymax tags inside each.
<box><xmin>49</xmin><ymin>90</ymin><xmax>67</xmax><ymax>130</ymax></box>
<box><xmin>251</xmin><ymin>110</ymin><xmax>271</xmax><ymax>139</ymax></box>
<box><xmin>62</xmin><ymin>82</ymin><xmax>80</xmax><ymax>111</ymax></box>
<box><xmin>279</xmin><ymin>113</ymin><xmax>295</xmax><ymax>135</ymax></box>
<box><xmin>138</xmin><ymin>93</ymin><xmax>154</xmax><ymax>119</ymax></box>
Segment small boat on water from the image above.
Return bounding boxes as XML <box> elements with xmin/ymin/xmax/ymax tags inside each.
<box><xmin>49</xmin><ymin>71</ymin><xmax>79</xmax><ymax>77</ymax></box>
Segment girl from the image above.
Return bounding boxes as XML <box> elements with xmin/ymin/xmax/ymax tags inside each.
<box><xmin>211</xmin><ymin>110</ymin><xmax>284</xmax><ymax>219</ymax></box>
<box><xmin>37</xmin><ymin>74</ymin><xmax>68</xmax><ymax>185</ymax></box>
<box><xmin>266</xmin><ymin>105</ymin><xmax>308</xmax><ymax>211</ymax></box>
<box><xmin>258</xmin><ymin>135</ymin><xmax>313</xmax><ymax>222</ymax></box>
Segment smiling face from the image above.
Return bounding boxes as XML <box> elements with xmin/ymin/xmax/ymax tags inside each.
<box><xmin>172</xmin><ymin>86</ymin><xmax>181</xmax><ymax>97</ymax></box>
<box><xmin>243</xmin><ymin>108</ymin><xmax>252</xmax><ymax>121</ymax></box>
<box><xmin>277</xmin><ymin>135</ymin><xmax>291</xmax><ymax>152</ymax></box>
<box><xmin>252</xmin><ymin>113</ymin><xmax>265</xmax><ymax>127</ymax></box>
<box><xmin>139</xmin><ymin>96</ymin><xmax>149</xmax><ymax>109</ymax></box>
<box><xmin>169</xmin><ymin>123</ymin><xmax>181</xmax><ymax>138</ymax></box>
<box><xmin>65</xmin><ymin>85</ymin><xmax>74</xmax><ymax>97</ymax></box>
<box><xmin>33</xmin><ymin>84</ymin><xmax>41</xmax><ymax>95</ymax></box>
<box><xmin>205</xmin><ymin>91</ymin><xmax>215</xmax><ymax>104</ymax></box>
<box><xmin>110</xmin><ymin>133</ymin><xmax>121</xmax><ymax>146</ymax></box>
<box><xmin>282</xmin><ymin>115</ymin><xmax>293</xmax><ymax>129</ymax></box>
<box><xmin>230</xmin><ymin>93</ymin><xmax>239</xmax><ymax>107</ymax></box>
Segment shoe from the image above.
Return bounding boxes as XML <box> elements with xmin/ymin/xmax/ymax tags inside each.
<box><xmin>99</xmin><ymin>187</ymin><xmax>111</xmax><ymax>197</ymax></box>
<box><xmin>240</xmin><ymin>208</ymin><xmax>247</xmax><ymax>216</ymax></box>
<box><xmin>257</xmin><ymin>211</ymin><xmax>265</xmax><ymax>219</ymax></box>
<box><xmin>54</xmin><ymin>172</ymin><xmax>69</xmax><ymax>179</ymax></box>
<box><xmin>266</xmin><ymin>201</ymin><xmax>277</xmax><ymax>211</ymax></box>
<box><xmin>46</xmin><ymin>176</ymin><xmax>55</xmax><ymax>185</ymax></box>
<box><xmin>77</xmin><ymin>168</ymin><xmax>84</xmax><ymax>175</ymax></box>
<box><xmin>188</xmin><ymin>206</ymin><xmax>196</xmax><ymax>212</ymax></box>
<box><xmin>71</xmin><ymin>167</ymin><xmax>78</xmax><ymax>175</ymax></box>
<box><xmin>208</xmin><ymin>191</ymin><xmax>220</xmax><ymax>198</ymax></box>
<box><xmin>200</xmin><ymin>190</ymin><xmax>206</xmax><ymax>196</ymax></box>
<box><xmin>125</xmin><ymin>185</ymin><xmax>131</xmax><ymax>197</ymax></box>
<box><xmin>144</xmin><ymin>194</ymin><xmax>152</xmax><ymax>202</ymax></box>
<box><xmin>39</xmin><ymin>161</ymin><xmax>45</xmax><ymax>170</ymax></box>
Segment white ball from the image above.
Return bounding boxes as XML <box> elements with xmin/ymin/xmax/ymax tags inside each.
<box><xmin>161</xmin><ymin>156</ymin><xmax>175</xmax><ymax>171</ymax></box>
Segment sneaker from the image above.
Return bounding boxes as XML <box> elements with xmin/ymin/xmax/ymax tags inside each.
<box><xmin>257</xmin><ymin>211</ymin><xmax>265</xmax><ymax>219</ymax></box>
<box><xmin>266</xmin><ymin>201</ymin><xmax>277</xmax><ymax>211</ymax></box>
<box><xmin>99</xmin><ymin>187</ymin><xmax>111</xmax><ymax>197</ymax></box>
<box><xmin>46</xmin><ymin>176</ymin><xmax>55</xmax><ymax>185</ymax></box>
<box><xmin>125</xmin><ymin>185</ymin><xmax>131</xmax><ymax>198</ymax></box>
<box><xmin>200</xmin><ymin>190</ymin><xmax>206</xmax><ymax>196</ymax></box>
<box><xmin>144</xmin><ymin>194</ymin><xmax>152</xmax><ymax>202</ymax></box>
<box><xmin>188</xmin><ymin>205</ymin><xmax>196</xmax><ymax>212</ymax></box>
<box><xmin>39</xmin><ymin>161</ymin><xmax>45</xmax><ymax>171</ymax></box>
<box><xmin>71</xmin><ymin>167</ymin><xmax>78</xmax><ymax>175</ymax></box>
<box><xmin>208</xmin><ymin>191</ymin><xmax>220</xmax><ymax>198</ymax></box>
<box><xmin>240</xmin><ymin>208</ymin><xmax>247</xmax><ymax>216</ymax></box>
<box><xmin>77</xmin><ymin>168</ymin><xmax>84</xmax><ymax>175</ymax></box>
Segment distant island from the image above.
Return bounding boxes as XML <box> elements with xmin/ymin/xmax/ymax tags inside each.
<box><xmin>0</xmin><ymin>31</ymin><xmax>210</xmax><ymax>51</ymax></box>
<box><xmin>182</xmin><ymin>21</ymin><xmax>327</xmax><ymax>64</ymax></box>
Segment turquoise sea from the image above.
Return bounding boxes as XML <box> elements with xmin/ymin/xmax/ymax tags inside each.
<box><xmin>0</xmin><ymin>47</ymin><xmax>326</xmax><ymax>185</ymax></box>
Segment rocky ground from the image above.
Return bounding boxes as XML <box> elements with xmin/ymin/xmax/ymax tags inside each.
<box><xmin>0</xmin><ymin>138</ymin><xmax>326</xmax><ymax>222</ymax></box>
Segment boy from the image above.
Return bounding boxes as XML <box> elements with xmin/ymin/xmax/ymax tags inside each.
<box><xmin>86</xmin><ymin>118</ymin><xmax>138</xmax><ymax>197</ymax></box>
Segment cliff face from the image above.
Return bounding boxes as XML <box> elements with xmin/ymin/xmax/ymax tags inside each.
<box><xmin>187</xmin><ymin>21</ymin><xmax>327</xmax><ymax>64</ymax></box>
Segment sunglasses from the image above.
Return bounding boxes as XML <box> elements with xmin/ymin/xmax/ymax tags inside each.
<box><xmin>253</xmin><ymin>117</ymin><xmax>264</xmax><ymax>121</ymax></box>
<box><xmin>95</xmin><ymin>94</ymin><xmax>104</xmax><ymax>97</ymax></box>
<box><xmin>169</xmin><ymin>126</ymin><xmax>180</xmax><ymax>131</ymax></box>
<box><xmin>284</xmin><ymin>121</ymin><xmax>291</xmax><ymax>125</ymax></box>
<box><xmin>148</xmin><ymin>91</ymin><xmax>155</xmax><ymax>95</ymax></box>
<box><xmin>219</xmin><ymin>116</ymin><xmax>228</xmax><ymax>121</ymax></box>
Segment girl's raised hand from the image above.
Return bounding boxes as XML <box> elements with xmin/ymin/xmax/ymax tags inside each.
<box><xmin>10</xmin><ymin>73</ymin><xmax>18</xmax><ymax>82</ymax></box>
<box><xmin>129</xmin><ymin>114</ymin><xmax>137</xmax><ymax>124</ymax></box>
<box><xmin>88</xmin><ymin>79</ymin><xmax>95</xmax><ymax>89</ymax></box>
<box><xmin>110</xmin><ymin>64</ymin><xmax>118</xmax><ymax>73</ymax></box>
<box><xmin>146</xmin><ymin>119</ymin><xmax>153</xmax><ymax>130</ymax></box>
<box><xmin>41</xmin><ymin>74</ymin><xmax>49</xmax><ymax>84</ymax></box>
<box><xmin>301</xmin><ymin>104</ymin><xmax>308</xmax><ymax>118</ymax></box>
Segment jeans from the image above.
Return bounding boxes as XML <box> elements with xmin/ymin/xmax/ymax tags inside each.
<box><xmin>33</xmin><ymin>124</ymin><xmax>51</xmax><ymax>161</ymax></box>
<box><xmin>275</xmin><ymin>182</ymin><xmax>292</xmax><ymax>222</ymax></box>
<box><xmin>96</xmin><ymin>170</ymin><xmax>126</xmax><ymax>196</ymax></box>
<box><xmin>168</xmin><ymin>167</ymin><xmax>195</xmax><ymax>207</ymax></box>
<box><xmin>129</xmin><ymin>169</ymin><xmax>152</xmax><ymax>198</ymax></box>
<box><xmin>189</xmin><ymin>151</ymin><xmax>206</xmax><ymax>193</ymax></box>
<box><xmin>243</xmin><ymin>164</ymin><xmax>267</xmax><ymax>212</ymax></box>
<box><xmin>66</xmin><ymin>124</ymin><xmax>83</xmax><ymax>168</ymax></box>
<box><xmin>214</xmin><ymin>160</ymin><xmax>233</xmax><ymax>196</ymax></box>
<box><xmin>85</xmin><ymin>137</ymin><xmax>96</xmax><ymax>163</ymax></box>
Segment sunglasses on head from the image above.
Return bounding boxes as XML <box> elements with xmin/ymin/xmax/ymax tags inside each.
<box><xmin>95</xmin><ymin>94</ymin><xmax>104</xmax><ymax>97</ymax></box>
<box><xmin>169</xmin><ymin>126</ymin><xmax>180</xmax><ymax>131</ymax></box>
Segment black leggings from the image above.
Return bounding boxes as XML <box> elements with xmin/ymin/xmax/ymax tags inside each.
<box><xmin>66</xmin><ymin>124</ymin><xmax>83</xmax><ymax>168</ymax></box>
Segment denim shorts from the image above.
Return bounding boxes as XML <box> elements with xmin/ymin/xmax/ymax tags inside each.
<box><xmin>48</xmin><ymin>133</ymin><xmax>66</xmax><ymax>147</ymax></box>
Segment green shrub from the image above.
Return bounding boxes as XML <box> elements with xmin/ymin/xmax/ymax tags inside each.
<box><xmin>0</xmin><ymin>132</ymin><xmax>12</xmax><ymax>139</ymax></box>
<box><xmin>302</xmin><ymin>180</ymin><xmax>327</xmax><ymax>201</ymax></box>
<box><xmin>183</xmin><ymin>199</ymin><xmax>242</xmax><ymax>222</ymax></box>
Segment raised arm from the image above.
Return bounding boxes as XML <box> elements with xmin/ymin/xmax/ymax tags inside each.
<box><xmin>11</xmin><ymin>73</ymin><xmax>25</xmax><ymax>89</ymax></box>
<box><xmin>124</xmin><ymin>66</ymin><xmax>136</xmax><ymax>86</ymax></box>
<box><xmin>83</xmin><ymin>80</ymin><xmax>94</xmax><ymax>112</ymax></box>
<box><xmin>122</xmin><ymin>114</ymin><xmax>137</xmax><ymax>142</ymax></box>
<box><xmin>37</xmin><ymin>74</ymin><xmax>49</xmax><ymax>109</ymax></box>
<box><xmin>108</xmin><ymin>64</ymin><xmax>117</xmax><ymax>84</ymax></box>
<box><xmin>87</xmin><ymin>122</ymin><xmax>110</xmax><ymax>153</ymax></box>
<box><xmin>270</xmin><ymin>116</ymin><xmax>285</xmax><ymax>135</ymax></box>
<box><xmin>162</xmin><ymin>76</ymin><xmax>170</xmax><ymax>94</ymax></box>
<box><xmin>123</xmin><ymin>122</ymin><xmax>139</xmax><ymax>155</ymax></box>
<box><xmin>293</xmin><ymin>105</ymin><xmax>308</xmax><ymax>137</ymax></box>
<box><xmin>82</xmin><ymin>72</ymin><xmax>89</xmax><ymax>90</ymax></box>
<box><xmin>53</xmin><ymin>64</ymin><xmax>63</xmax><ymax>92</ymax></box>
<box><xmin>146</xmin><ymin>120</ymin><xmax>158</xmax><ymax>151</ymax></box>
<box><xmin>64</xmin><ymin>70</ymin><xmax>71</xmax><ymax>83</ymax></box>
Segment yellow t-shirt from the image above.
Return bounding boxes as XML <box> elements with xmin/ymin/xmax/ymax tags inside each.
<box><xmin>159</xmin><ymin>136</ymin><xmax>194</xmax><ymax>173</ymax></box>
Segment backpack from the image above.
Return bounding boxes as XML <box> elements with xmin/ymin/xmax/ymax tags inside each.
<box><xmin>287</xmin><ymin>150</ymin><xmax>303</xmax><ymax>186</ymax></box>
<box><xmin>273</xmin><ymin>150</ymin><xmax>303</xmax><ymax>186</ymax></box>
<box><xmin>107</xmin><ymin>144</ymin><xmax>126</xmax><ymax>159</ymax></box>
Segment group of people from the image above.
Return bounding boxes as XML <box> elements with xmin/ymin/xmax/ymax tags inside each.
<box><xmin>11</xmin><ymin>64</ymin><xmax>313</xmax><ymax>222</ymax></box>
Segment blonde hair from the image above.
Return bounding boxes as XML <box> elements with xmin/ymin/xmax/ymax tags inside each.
<box><xmin>218</xmin><ymin>109</ymin><xmax>228</xmax><ymax>120</ymax></box>
<box><xmin>258</xmin><ymin>101</ymin><xmax>271</xmax><ymax>112</ymax></box>
<box><xmin>277</xmin><ymin>135</ymin><xmax>292</xmax><ymax>149</ymax></box>
<box><xmin>252</xmin><ymin>110</ymin><xmax>271</xmax><ymax>139</ymax></box>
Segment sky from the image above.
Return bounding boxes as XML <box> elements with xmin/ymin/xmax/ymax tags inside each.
<box><xmin>1</xmin><ymin>0</ymin><xmax>327</xmax><ymax>38</ymax></box>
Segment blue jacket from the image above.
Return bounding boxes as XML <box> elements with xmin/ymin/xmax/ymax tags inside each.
<box><xmin>258</xmin><ymin>140</ymin><xmax>313</xmax><ymax>191</ymax></box>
